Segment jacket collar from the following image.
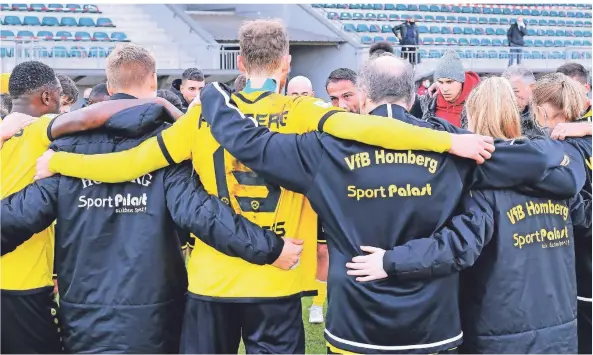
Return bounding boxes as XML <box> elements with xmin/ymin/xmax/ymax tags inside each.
<box><xmin>104</xmin><ymin>95</ymin><xmax>173</xmax><ymax>138</ymax></box>
<box><xmin>369</xmin><ymin>103</ymin><xmax>407</xmax><ymax>120</ymax></box>
<box><xmin>110</xmin><ymin>93</ymin><xmax>138</xmax><ymax>100</ymax></box>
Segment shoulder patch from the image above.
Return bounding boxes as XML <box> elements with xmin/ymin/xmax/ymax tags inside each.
<box><xmin>313</xmin><ymin>100</ymin><xmax>332</xmax><ymax>109</ymax></box>
<box><xmin>560</xmin><ymin>154</ymin><xmax>571</xmax><ymax>167</ymax></box>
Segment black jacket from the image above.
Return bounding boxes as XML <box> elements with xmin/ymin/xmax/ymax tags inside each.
<box><xmin>507</xmin><ymin>23</ymin><xmax>527</xmax><ymax>47</ymax></box>
<box><xmin>199</xmin><ymin>84</ymin><xmax>579</xmax><ymax>354</ymax></box>
<box><xmin>1</xmin><ymin>94</ymin><xmax>283</xmax><ymax>353</ymax></box>
<box><xmin>520</xmin><ymin>106</ymin><xmax>546</xmax><ymax>138</ymax></box>
<box><xmin>392</xmin><ymin>22</ymin><xmax>420</xmax><ymax>45</ymax></box>
<box><xmin>170</xmin><ymin>79</ymin><xmax>189</xmax><ymax>112</ymax></box>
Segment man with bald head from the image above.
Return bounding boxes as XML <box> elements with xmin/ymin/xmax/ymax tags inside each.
<box><xmin>287</xmin><ymin>76</ymin><xmax>314</xmax><ymax>97</ymax></box>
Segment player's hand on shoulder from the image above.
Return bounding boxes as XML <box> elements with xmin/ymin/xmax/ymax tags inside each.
<box><xmin>551</xmin><ymin>122</ymin><xmax>592</xmax><ymax>140</ymax></box>
<box><xmin>0</xmin><ymin>112</ymin><xmax>37</xmax><ymax>142</ymax></box>
<box><xmin>346</xmin><ymin>246</ymin><xmax>388</xmax><ymax>282</ymax></box>
<box><xmin>272</xmin><ymin>237</ymin><xmax>304</xmax><ymax>270</ymax></box>
<box><xmin>449</xmin><ymin>134</ymin><xmax>495</xmax><ymax>164</ymax></box>
<box><xmin>34</xmin><ymin>149</ymin><xmax>56</xmax><ymax>180</ymax></box>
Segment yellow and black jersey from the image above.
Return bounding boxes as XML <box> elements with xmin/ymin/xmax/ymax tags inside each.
<box><xmin>1</xmin><ymin>115</ymin><xmax>56</xmax><ymax>291</ymax></box>
<box><xmin>46</xmin><ymin>86</ymin><xmax>454</xmax><ymax>300</ymax></box>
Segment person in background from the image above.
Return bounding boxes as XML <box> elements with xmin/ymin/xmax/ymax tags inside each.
<box><xmin>170</xmin><ymin>68</ymin><xmax>205</xmax><ymax>112</ymax></box>
<box><xmin>0</xmin><ymin>93</ymin><xmax>11</xmax><ymax>119</ymax></box>
<box><xmin>502</xmin><ymin>65</ymin><xmax>545</xmax><ymax>137</ymax></box>
<box><xmin>392</xmin><ymin>18</ymin><xmax>420</xmax><ymax>65</ymax></box>
<box><xmin>369</xmin><ymin>41</ymin><xmax>394</xmax><ymax>57</ymax></box>
<box><xmin>81</xmin><ymin>87</ymin><xmax>92</xmax><ymax>107</ymax></box>
<box><xmin>346</xmin><ymin>77</ymin><xmax>587</xmax><ymax>354</ymax></box>
<box><xmin>57</xmin><ymin>73</ymin><xmax>79</xmax><ymax>113</ymax></box>
<box><xmin>557</xmin><ymin>63</ymin><xmax>592</xmax><ymax>120</ymax></box>
<box><xmin>287</xmin><ymin>76</ymin><xmax>314</xmax><ymax>97</ymax></box>
<box><xmin>234</xmin><ymin>74</ymin><xmax>247</xmax><ymax>92</ymax></box>
<box><xmin>326</xmin><ymin>68</ymin><xmax>360</xmax><ymax>113</ymax></box>
<box><xmin>417</xmin><ymin>78</ymin><xmax>431</xmax><ymax>96</ymax></box>
<box><xmin>417</xmin><ymin>49</ymin><xmax>480</xmax><ymax>128</ymax></box>
<box><xmin>87</xmin><ymin>83</ymin><xmax>110</xmax><ymax>105</ymax></box>
<box><xmin>507</xmin><ymin>17</ymin><xmax>527</xmax><ymax>66</ymax></box>
<box><xmin>156</xmin><ymin>89</ymin><xmax>185</xmax><ymax>111</ymax></box>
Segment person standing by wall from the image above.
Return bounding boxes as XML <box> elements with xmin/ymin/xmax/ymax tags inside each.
<box><xmin>507</xmin><ymin>17</ymin><xmax>527</xmax><ymax>67</ymax></box>
<box><xmin>392</xmin><ymin>19</ymin><xmax>420</xmax><ymax>65</ymax></box>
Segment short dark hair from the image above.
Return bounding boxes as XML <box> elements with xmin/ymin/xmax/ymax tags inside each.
<box><xmin>369</xmin><ymin>42</ymin><xmax>394</xmax><ymax>57</ymax></box>
<box><xmin>182</xmin><ymin>68</ymin><xmax>205</xmax><ymax>83</ymax></box>
<box><xmin>556</xmin><ymin>63</ymin><xmax>589</xmax><ymax>85</ymax></box>
<box><xmin>0</xmin><ymin>93</ymin><xmax>11</xmax><ymax>118</ymax></box>
<box><xmin>8</xmin><ymin>61</ymin><xmax>60</xmax><ymax>99</ymax></box>
<box><xmin>88</xmin><ymin>83</ymin><xmax>110</xmax><ymax>104</ymax></box>
<box><xmin>156</xmin><ymin>89</ymin><xmax>184</xmax><ymax>111</ymax></box>
<box><xmin>326</xmin><ymin>68</ymin><xmax>357</xmax><ymax>88</ymax></box>
<box><xmin>57</xmin><ymin>73</ymin><xmax>79</xmax><ymax>104</ymax></box>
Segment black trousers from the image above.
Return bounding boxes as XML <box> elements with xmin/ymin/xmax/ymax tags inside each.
<box><xmin>180</xmin><ymin>296</ymin><xmax>305</xmax><ymax>354</ymax></box>
<box><xmin>578</xmin><ymin>300</ymin><xmax>592</xmax><ymax>354</ymax></box>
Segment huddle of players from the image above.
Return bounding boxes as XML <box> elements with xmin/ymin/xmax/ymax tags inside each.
<box><xmin>1</xmin><ymin>19</ymin><xmax>591</xmax><ymax>355</ymax></box>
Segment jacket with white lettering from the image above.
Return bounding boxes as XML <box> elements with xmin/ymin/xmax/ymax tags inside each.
<box><xmin>199</xmin><ymin>84</ymin><xmax>579</xmax><ymax>354</ymax></box>
<box><xmin>1</xmin><ymin>96</ymin><xmax>283</xmax><ymax>353</ymax></box>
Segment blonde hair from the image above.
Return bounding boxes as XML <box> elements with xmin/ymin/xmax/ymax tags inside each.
<box><xmin>532</xmin><ymin>72</ymin><xmax>584</xmax><ymax>122</ymax></box>
<box><xmin>239</xmin><ymin>19</ymin><xmax>289</xmax><ymax>75</ymax></box>
<box><xmin>465</xmin><ymin>77</ymin><xmax>521</xmax><ymax>139</ymax></box>
<box><xmin>106</xmin><ymin>43</ymin><xmax>156</xmax><ymax>90</ymax></box>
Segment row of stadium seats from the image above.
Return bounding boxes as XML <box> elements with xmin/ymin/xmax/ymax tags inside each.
<box><xmin>1</xmin><ymin>45</ymin><xmax>112</xmax><ymax>57</ymax></box>
<box><xmin>1</xmin><ymin>29</ymin><xmax>128</xmax><ymax>41</ymax></box>
<box><xmin>401</xmin><ymin>49</ymin><xmax>592</xmax><ymax>60</ymax></box>
<box><xmin>361</xmin><ymin>35</ymin><xmax>592</xmax><ymax>47</ymax></box>
<box><xmin>344</xmin><ymin>24</ymin><xmax>593</xmax><ymax>37</ymax></box>
<box><xmin>0</xmin><ymin>3</ymin><xmax>99</xmax><ymax>12</ymax></box>
<box><xmin>327</xmin><ymin>12</ymin><xmax>592</xmax><ymax>27</ymax></box>
<box><xmin>315</xmin><ymin>3</ymin><xmax>592</xmax><ymax>17</ymax></box>
<box><xmin>2</xmin><ymin>15</ymin><xmax>114</xmax><ymax>27</ymax></box>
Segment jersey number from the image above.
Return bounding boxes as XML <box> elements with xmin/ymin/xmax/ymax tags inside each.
<box><xmin>213</xmin><ymin>147</ymin><xmax>281</xmax><ymax>213</ymax></box>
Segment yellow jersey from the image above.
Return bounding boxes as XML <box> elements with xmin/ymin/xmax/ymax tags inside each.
<box><xmin>1</xmin><ymin>115</ymin><xmax>56</xmax><ymax>291</ymax></box>
<box><xmin>47</xmin><ymin>90</ymin><xmax>453</xmax><ymax>299</ymax></box>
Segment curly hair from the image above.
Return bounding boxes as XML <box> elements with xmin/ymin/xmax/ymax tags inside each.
<box><xmin>8</xmin><ymin>61</ymin><xmax>60</xmax><ymax>99</ymax></box>
<box><xmin>57</xmin><ymin>73</ymin><xmax>79</xmax><ymax>104</ymax></box>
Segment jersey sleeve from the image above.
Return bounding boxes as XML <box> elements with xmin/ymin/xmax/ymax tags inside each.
<box><xmin>292</xmin><ymin>97</ymin><xmax>452</xmax><ymax>153</ymax></box>
<box><xmin>48</xmin><ymin>110</ymin><xmax>197</xmax><ymax>183</ymax></box>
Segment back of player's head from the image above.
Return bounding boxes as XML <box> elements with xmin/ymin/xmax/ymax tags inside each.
<box><xmin>0</xmin><ymin>93</ymin><xmax>11</xmax><ymax>118</ymax></box>
<box><xmin>156</xmin><ymin>89</ymin><xmax>184</xmax><ymax>111</ymax></box>
<box><xmin>326</xmin><ymin>68</ymin><xmax>357</xmax><ymax>88</ymax></box>
<box><xmin>88</xmin><ymin>83</ymin><xmax>110</xmax><ymax>105</ymax></box>
<box><xmin>106</xmin><ymin>43</ymin><xmax>156</xmax><ymax>93</ymax></box>
<box><xmin>238</xmin><ymin>19</ymin><xmax>289</xmax><ymax>75</ymax></box>
<box><xmin>502</xmin><ymin>65</ymin><xmax>535</xmax><ymax>84</ymax></box>
<box><xmin>358</xmin><ymin>53</ymin><xmax>415</xmax><ymax>107</ymax></box>
<box><xmin>57</xmin><ymin>73</ymin><xmax>79</xmax><ymax>105</ymax></box>
<box><xmin>369</xmin><ymin>42</ymin><xmax>395</xmax><ymax>58</ymax></box>
<box><xmin>556</xmin><ymin>62</ymin><xmax>589</xmax><ymax>86</ymax></box>
<box><xmin>182</xmin><ymin>68</ymin><xmax>205</xmax><ymax>84</ymax></box>
<box><xmin>8</xmin><ymin>61</ymin><xmax>60</xmax><ymax>100</ymax></box>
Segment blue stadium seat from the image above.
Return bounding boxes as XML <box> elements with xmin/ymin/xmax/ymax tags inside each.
<box><xmin>548</xmin><ymin>20</ymin><xmax>557</xmax><ymax>26</ymax></box>
<box><xmin>326</xmin><ymin>12</ymin><xmax>338</xmax><ymax>19</ymax></box>
<box><xmin>453</xmin><ymin>27</ymin><xmax>462</xmax><ymax>34</ymax></box>
<box><xmin>16</xmin><ymin>30</ymin><xmax>35</xmax><ymax>39</ymax></box>
<box><xmin>527</xmin><ymin>28</ymin><xmax>536</xmax><ymax>36</ymax></box>
<box><xmin>531</xmin><ymin>9</ymin><xmax>540</xmax><ymax>16</ymax></box>
<box><xmin>83</xmin><ymin>1</ymin><xmax>98</xmax><ymax>9</ymax></box>
<box><xmin>89</xmin><ymin>46</ymin><xmax>107</xmax><ymax>57</ymax></box>
<box><xmin>424</xmin><ymin>15</ymin><xmax>434</xmax><ymax>22</ymax></box>
<box><xmin>503</xmin><ymin>8</ymin><xmax>512</xmax><ymax>15</ymax></box>
<box><xmin>0</xmin><ymin>30</ymin><xmax>15</xmax><ymax>39</ymax></box>
<box><xmin>386</xmin><ymin>36</ymin><xmax>398</xmax><ymax>43</ymax></box>
<box><xmin>584</xmin><ymin>30</ymin><xmax>592</xmax><ymax>37</ymax></box>
<box><xmin>423</xmin><ymin>37</ymin><xmax>434</xmax><ymax>45</ymax></box>
<box><xmin>4</xmin><ymin>16</ymin><xmax>22</xmax><ymax>25</ymax></box>
<box><xmin>0</xmin><ymin>3</ymin><xmax>10</xmax><ymax>11</ymax></box>
<box><xmin>365</xmin><ymin>13</ymin><xmax>376</xmax><ymax>21</ymax></box>
<box><xmin>381</xmin><ymin>25</ymin><xmax>392</xmax><ymax>33</ymax></box>
<box><xmin>37</xmin><ymin>30</ymin><xmax>53</xmax><ymax>40</ymax></box>
<box><xmin>55</xmin><ymin>31</ymin><xmax>72</xmax><ymax>40</ymax></box>
<box><xmin>31</xmin><ymin>46</ymin><xmax>48</xmax><ymax>57</ymax></box>
<box><xmin>492</xmin><ymin>39</ymin><xmax>502</xmax><ymax>46</ymax></box>
<box><xmin>554</xmin><ymin>40</ymin><xmax>563</xmax><ymax>47</ymax></box>
<box><xmin>356</xmin><ymin>24</ymin><xmax>369</xmax><ymax>32</ymax></box>
<box><xmin>496</xmin><ymin>28</ymin><xmax>505</xmax><ymax>36</ymax></box>
<box><xmin>493</xmin><ymin>7</ymin><xmax>504</xmax><ymax>15</ymax></box>
<box><xmin>339</xmin><ymin>12</ymin><xmax>350</xmax><ymax>20</ymax></box>
<box><xmin>478</xmin><ymin>17</ymin><xmax>488</xmax><ymax>24</ymax></box>
<box><xmin>463</xmin><ymin>27</ymin><xmax>473</xmax><ymax>35</ymax></box>
<box><xmin>576</xmin><ymin>12</ymin><xmax>585</xmax><ymax>18</ymax></box>
<box><xmin>472</xmin><ymin>6</ymin><xmax>482</xmax><ymax>14</ymax></box>
<box><xmin>401</xmin><ymin>14</ymin><xmax>411</xmax><ymax>21</ymax></box>
<box><xmin>536</xmin><ymin>29</ymin><xmax>545</xmax><ymax>36</ymax></box>
<box><xmin>522</xmin><ymin>9</ymin><xmax>530</xmax><ymax>16</ymax></box>
<box><xmin>566</xmin><ymin>20</ymin><xmax>575</xmax><ymax>27</ymax></box>
<box><xmin>373</xmin><ymin>4</ymin><xmax>383</xmax><ymax>10</ymax></box>
<box><xmin>513</xmin><ymin>8</ymin><xmax>521</xmax><ymax>15</ymax></box>
<box><xmin>474</xmin><ymin>28</ymin><xmax>484</xmax><ymax>35</ymax></box>
<box><xmin>373</xmin><ymin>36</ymin><xmax>384</xmax><ymax>42</ymax></box>
<box><xmin>395</xmin><ymin>4</ymin><xmax>406</xmax><ymax>11</ymax></box>
<box><xmin>407</xmin><ymin>5</ymin><xmax>418</xmax><ymax>11</ymax></box>
<box><xmin>458</xmin><ymin>16</ymin><xmax>468</xmax><ymax>23</ymax></box>
<box><xmin>544</xmin><ymin>40</ymin><xmax>554</xmax><ymax>47</ymax></box>
<box><xmin>555</xmin><ymin>29</ymin><xmax>565</xmax><ymax>36</ymax></box>
<box><xmin>31</xmin><ymin>3</ymin><xmax>47</xmax><ymax>11</ymax></box>
<box><xmin>527</xmin><ymin>19</ymin><xmax>537</xmax><ymax>26</ymax></box>
<box><xmin>42</xmin><ymin>16</ymin><xmax>59</xmax><ymax>26</ymax></box>
<box><xmin>539</xmin><ymin>19</ymin><xmax>548</xmax><ymax>26</ymax></box>
<box><xmin>550</xmin><ymin>10</ymin><xmax>559</xmax><ymax>17</ymax></box>
<box><xmin>575</xmin><ymin>30</ymin><xmax>584</xmax><ymax>37</ymax></box>
<box><xmin>470</xmin><ymin>38</ymin><xmax>480</xmax><ymax>46</ymax></box>
<box><xmin>575</xmin><ymin>20</ymin><xmax>584</xmax><ymax>27</ymax></box>
<box><xmin>568</xmin><ymin>11</ymin><xmax>576</xmax><ymax>17</ymax></box>
<box><xmin>369</xmin><ymin>24</ymin><xmax>380</xmax><ymax>33</ymax></box>
<box><xmin>48</xmin><ymin>4</ymin><xmax>64</xmax><ymax>11</ymax></box>
<box><xmin>447</xmin><ymin>38</ymin><xmax>458</xmax><ymax>45</ymax></box>
<box><xmin>481</xmin><ymin>38</ymin><xmax>491</xmax><ymax>46</ymax></box>
<box><xmin>343</xmin><ymin>24</ymin><xmax>355</xmax><ymax>32</ymax></box>
<box><xmin>61</xmin><ymin>17</ymin><xmax>78</xmax><ymax>26</ymax></box>
<box><xmin>429</xmin><ymin>5</ymin><xmax>439</xmax><ymax>12</ymax></box>
<box><xmin>459</xmin><ymin>38</ymin><xmax>469</xmax><ymax>46</ymax></box>
<box><xmin>525</xmin><ymin>39</ymin><xmax>534</xmax><ymax>47</ymax></box>
<box><xmin>429</xmin><ymin>49</ymin><xmax>442</xmax><ymax>58</ymax></box>
<box><xmin>324</xmin><ymin>4</ymin><xmax>335</xmax><ymax>8</ymax></box>
<box><xmin>360</xmin><ymin>35</ymin><xmax>372</xmax><ymax>44</ymax></box>
<box><xmin>486</xmin><ymin>27</ymin><xmax>495</xmax><ymax>35</ymax></box>
<box><xmin>414</xmin><ymin>14</ymin><xmax>423</xmax><ymax>21</ymax></box>
<box><xmin>1</xmin><ymin>47</ymin><xmax>13</xmax><ymax>58</ymax></box>
<box><xmin>12</xmin><ymin>3</ymin><xmax>28</xmax><ymax>11</ymax></box>
<box><xmin>564</xmin><ymin>40</ymin><xmax>573</xmax><ymax>46</ymax></box>
<box><xmin>584</xmin><ymin>20</ymin><xmax>591</xmax><ymax>26</ymax></box>
<box><xmin>499</xmin><ymin>18</ymin><xmax>509</xmax><ymax>25</ymax></box>
<box><xmin>488</xmin><ymin>50</ymin><xmax>497</xmax><ymax>58</ymax></box>
<box><xmin>532</xmin><ymin>51</ymin><xmax>543</xmax><ymax>59</ymax></box>
<box><xmin>93</xmin><ymin>31</ymin><xmax>109</xmax><ymax>41</ymax></box>
<box><xmin>483</xmin><ymin>7</ymin><xmax>492</xmax><ymax>14</ymax></box>
<box><xmin>566</xmin><ymin>30</ymin><xmax>574</xmax><ymax>37</ymax></box>
<box><xmin>111</xmin><ymin>32</ymin><xmax>128</xmax><ymax>41</ymax></box>
<box><xmin>70</xmin><ymin>45</ymin><xmax>86</xmax><ymax>57</ymax></box>
<box><xmin>419</xmin><ymin>5</ymin><xmax>429</xmax><ymax>12</ymax></box>
<box><xmin>384</xmin><ymin>4</ymin><xmax>395</xmax><ymax>10</ymax></box>
<box><xmin>541</xmin><ymin>10</ymin><xmax>549</xmax><ymax>16</ymax></box>
<box><xmin>545</xmin><ymin>29</ymin><xmax>555</xmax><ymax>37</ymax></box>
<box><xmin>418</xmin><ymin>49</ymin><xmax>427</xmax><ymax>59</ymax></box>
<box><xmin>65</xmin><ymin>4</ymin><xmax>82</xmax><ymax>12</ymax></box>
<box><xmin>353</xmin><ymin>13</ymin><xmax>363</xmax><ymax>20</ymax></box>
<box><xmin>558</xmin><ymin>11</ymin><xmax>566</xmax><ymax>17</ymax></box>
<box><xmin>23</xmin><ymin>16</ymin><xmax>42</xmax><ymax>26</ymax></box>
<box><xmin>440</xmin><ymin>5</ymin><xmax>450</xmax><ymax>12</ymax></box>
<box><xmin>503</xmin><ymin>39</ymin><xmax>509</xmax><ymax>46</ymax></box>
<box><xmin>435</xmin><ymin>37</ymin><xmax>445</xmax><ymax>45</ymax></box>
<box><xmin>377</xmin><ymin>14</ymin><xmax>387</xmax><ymax>21</ymax></box>
<box><xmin>460</xmin><ymin>6</ymin><xmax>470</xmax><ymax>13</ymax></box>
<box><xmin>469</xmin><ymin>16</ymin><xmax>477</xmax><ymax>24</ymax></box>
<box><xmin>388</xmin><ymin>14</ymin><xmax>399</xmax><ymax>21</ymax></box>
<box><xmin>429</xmin><ymin>26</ymin><xmax>440</xmax><ymax>34</ymax></box>
<box><xmin>435</xmin><ymin>15</ymin><xmax>446</xmax><ymax>22</ymax></box>
<box><xmin>52</xmin><ymin>46</ymin><xmax>69</xmax><ymax>57</ymax></box>
<box><xmin>417</xmin><ymin>26</ymin><xmax>428</xmax><ymax>34</ymax></box>
<box><xmin>489</xmin><ymin>18</ymin><xmax>499</xmax><ymax>25</ymax></box>
<box><xmin>584</xmin><ymin>40</ymin><xmax>592</xmax><ymax>46</ymax></box>
<box><xmin>452</xmin><ymin>5</ymin><xmax>461</xmax><ymax>13</ymax></box>
<box><xmin>311</xmin><ymin>4</ymin><xmax>323</xmax><ymax>8</ymax></box>
<box><xmin>441</xmin><ymin>27</ymin><xmax>451</xmax><ymax>34</ymax></box>
<box><xmin>74</xmin><ymin>31</ymin><xmax>91</xmax><ymax>41</ymax></box>
<box><xmin>558</xmin><ymin>19</ymin><xmax>566</xmax><ymax>26</ymax></box>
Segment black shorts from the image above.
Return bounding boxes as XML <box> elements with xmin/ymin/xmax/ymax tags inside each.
<box><xmin>180</xmin><ymin>295</ymin><xmax>305</xmax><ymax>354</ymax></box>
<box><xmin>577</xmin><ymin>300</ymin><xmax>592</xmax><ymax>354</ymax></box>
<box><xmin>1</xmin><ymin>287</ymin><xmax>63</xmax><ymax>354</ymax></box>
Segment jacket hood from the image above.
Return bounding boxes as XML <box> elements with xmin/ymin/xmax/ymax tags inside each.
<box><xmin>104</xmin><ymin>104</ymin><xmax>175</xmax><ymax>138</ymax></box>
<box><xmin>171</xmin><ymin>78</ymin><xmax>182</xmax><ymax>91</ymax></box>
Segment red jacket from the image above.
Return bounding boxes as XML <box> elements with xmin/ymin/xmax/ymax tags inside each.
<box><xmin>435</xmin><ymin>72</ymin><xmax>480</xmax><ymax>127</ymax></box>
